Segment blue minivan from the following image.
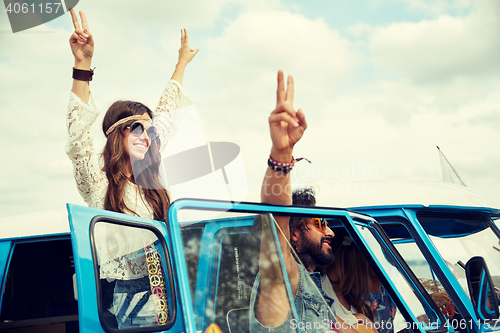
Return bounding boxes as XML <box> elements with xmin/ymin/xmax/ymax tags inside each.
<box><xmin>0</xmin><ymin>181</ymin><xmax>499</xmax><ymax>333</ymax></box>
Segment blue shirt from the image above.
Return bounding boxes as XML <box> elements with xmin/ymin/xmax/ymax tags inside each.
<box><xmin>367</xmin><ymin>286</ymin><xmax>397</xmax><ymax>333</ymax></box>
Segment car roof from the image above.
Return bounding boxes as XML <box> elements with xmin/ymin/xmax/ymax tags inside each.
<box><xmin>0</xmin><ymin>209</ymin><xmax>70</xmax><ymax>241</ymax></box>
<box><xmin>312</xmin><ymin>179</ymin><xmax>498</xmax><ymax>209</ymax></box>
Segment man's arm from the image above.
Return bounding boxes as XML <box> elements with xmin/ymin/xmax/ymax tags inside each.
<box><xmin>256</xmin><ymin>70</ymin><xmax>307</xmax><ymax>327</ymax></box>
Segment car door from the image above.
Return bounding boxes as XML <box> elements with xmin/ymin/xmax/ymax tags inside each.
<box><xmin>67</xmin><ymin>203</ymin><xmax>185</xmax><ymax>333</ymax></box>
<box><xmin>68</xmin><ymin>200</ymin><xmax>300</xmax><ymax>333</ymax></box>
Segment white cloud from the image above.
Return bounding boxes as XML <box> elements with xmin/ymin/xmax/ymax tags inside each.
<box><xmin>194</xmin><ymin>9</ymin><xmax>360</xmax><ymax>142</ymax></box>
<box><xmin>370</xmin><ymin>0</ymin><xmax>500</xmax><ymax>82</ymax></box>
<box><xmin>80</xmin><ymin>0</ymin><xmax>234</xmax><ymax>30</ymax></box>
<box><xmin>204</xmin><ymin>10</ymin><xmax>358</xmax><ymax>89</ymax></box>
<box><xmin>346</xmin><ymin>23</ymin><xmax>373</xmax><ymax>37</ymax></box>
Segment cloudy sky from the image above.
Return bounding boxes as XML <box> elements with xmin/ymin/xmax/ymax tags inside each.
<box><xmin>1</xmin><ymin>0</ymin><xmax>500</xmax><ymax>217</ymax></box>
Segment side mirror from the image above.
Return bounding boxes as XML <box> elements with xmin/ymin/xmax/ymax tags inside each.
<box><xmin>465</xmin><ymin>256</ymin><xmax>499</xmax><ymax>321</ymax></box>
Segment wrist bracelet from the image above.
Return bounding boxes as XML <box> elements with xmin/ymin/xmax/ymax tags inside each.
<box><xmin>73</xmin><ymin>67</ymin><xmax>94</xmax><ymax>81</ymax></box>
<box><xmin>267</xmin><ymin>156</ymin><xmax>311</xmax><ymax>174</ymax></box>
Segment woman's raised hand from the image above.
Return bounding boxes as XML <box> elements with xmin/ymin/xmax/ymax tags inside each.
<box><xmin>69</xmin><ymin>8</ymin><xmax>94</xmax><ymax>68</ymax></box>
<box><xmin>171</xmin><ymin>29</ymin><xmax>198</xmax><ymax>84</ymax></box>
<box><xmin>269</xmin><ymin>70</ymin><xmax>307</xmax><ymax>162</ymax></box>
<box><xmin>177</xmin><ymin>28</ymin><xmax>199</xmax><ymax>65</ymax></box>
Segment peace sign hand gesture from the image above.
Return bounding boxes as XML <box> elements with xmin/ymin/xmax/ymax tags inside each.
<box><xmin>269</xmin><ymin>70</ymin><xmax>307</xmax><ymax>162</ymax></box>
<box><xmin>177</xmin><ymin>28</ymin><xmax>199</xmax><ymax>66</ymax></box>
<box><xmin>69</xmin><ymin>8</ymin><xmax>94</xmax><ymax>68</ymax></box>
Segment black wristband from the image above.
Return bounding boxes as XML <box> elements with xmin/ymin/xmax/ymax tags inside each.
<box><xmin>73</xmin><ymin>67</ymin><xmax>94</xmax><ymax>81</ymax></box>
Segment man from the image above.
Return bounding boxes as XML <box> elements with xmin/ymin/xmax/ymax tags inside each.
<box><xmin>249</xmin><ymin>71</ymin><xmax>359</xmax><ymax>333</ymax></box>
<box><xmin>289</xmin><ymin>187</ymin><xmax>335</xmax><ymax>271</ymax></box>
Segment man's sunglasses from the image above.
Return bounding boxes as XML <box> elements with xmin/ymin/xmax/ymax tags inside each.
<box><xmin>307</xmin><ymin>217</ymin><xmax>329</xmax><ymax>233</ymax></box>
<box><xmin>127</xmin><ymin>121</ymin><xmax>158</xmax><ymax>141</ymax></box>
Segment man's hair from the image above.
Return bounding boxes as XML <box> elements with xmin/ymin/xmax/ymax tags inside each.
<box><xmin>290</xmin><ymin>187</ymin><xmax>316</xmax><ymax>268</ymax></box>
<box><xmin>292</xmin><ymin>187</ymin><xmax>317</xmax><ymax>206</ymax></box>
<box><xmin>290</xmin><ymin>187</ymin><xmax>316</xmax><ymax>233</ymax></box>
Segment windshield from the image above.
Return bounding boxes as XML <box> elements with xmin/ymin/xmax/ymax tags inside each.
<box><xmin>382</xmin><ymin>211</ymin><xmax>500</xmax><ymax>332</ymax></box>
<box><xmin>426</xmin><ymin>220</ymin><xmax>500</xmax><ymax>297</ymax></box>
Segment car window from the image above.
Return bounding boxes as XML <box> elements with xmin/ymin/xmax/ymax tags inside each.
<box><xmin>421</xmin><ymin>215</ymin><xmax>500</xmax><ymax>298</ymax></box>
<box><xmin>178</xmin><ymin>210</ymin><xmax>301</xmax><ymax>333</ymax></box>
<box><xmin>0</xmin><ymin>239</ymin><xmax>78</xmax><ymax>331</ymax></box>
<box><xmin>91</xmin><ymin>220</ymin><xmax>176</xmax><ymax>331</ymax></box>
<box><xmin>355</xmin><ymin>222</ymin><xmax>449</xmax><ymax>332</ymax></box>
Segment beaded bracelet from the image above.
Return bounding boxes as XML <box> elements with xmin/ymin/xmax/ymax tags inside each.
<box><xmin>268</xmin><ymin>156</ymin><xmax>311</xmax><ymax>174</ymax></box>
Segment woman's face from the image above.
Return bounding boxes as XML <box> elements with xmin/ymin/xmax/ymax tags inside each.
<box><xmin>123</xmin><ymin>114</ymin><xmax>153</xmax><ymax>163</ymax></box>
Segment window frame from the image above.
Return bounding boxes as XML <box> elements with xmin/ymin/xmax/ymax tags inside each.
<box><xmin>89</xmin><ymin>216</ymin><xmax>178</xmax><ymax>333</ymax></box>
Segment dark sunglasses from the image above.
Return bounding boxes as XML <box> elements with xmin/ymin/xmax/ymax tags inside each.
<box><xmin>308</xmin><ymin>218</ymin><xmax>328</xmax><ymax>233</ymax></box>
<box><xmin>127</xmin><ymin>121</ymin><xmax>158</xmax><ymax>141</ymax></box>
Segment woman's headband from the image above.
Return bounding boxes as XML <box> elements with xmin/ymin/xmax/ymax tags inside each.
<box><xmin>105</xmin><ymin>114</ymin><xmax>151</xmax><ymax>137</ymax></box>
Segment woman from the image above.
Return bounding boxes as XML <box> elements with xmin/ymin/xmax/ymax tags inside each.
<box><xmin>67</xmin><ymin>9</ymin><xmax>197</xmax><ymax>219</ymax></box>
<box><xmin>322</xmin><ymin>229</ymin><xmax>396</xmax><ymax>333</ymax></box>
<box><xmin>66</xmin><ymin>9</ymin><xmax>198</xmax><ymax>328</ymax></box>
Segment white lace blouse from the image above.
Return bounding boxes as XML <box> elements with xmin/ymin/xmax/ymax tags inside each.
<box><xmin>66</xmin><ymin>79</ymin><xmax>192</xmax><ymax>281</ymax></box>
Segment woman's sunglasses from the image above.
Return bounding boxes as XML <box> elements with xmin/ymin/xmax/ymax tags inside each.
<box><xmin>307</xmin><ymin>217</ymin><xmax>328</xmax><ymax>233</ymax></box>
<box><xmin>127</xmin><ymin>121</ymin><xmax>158</xmax><ymax>141</ymax></box>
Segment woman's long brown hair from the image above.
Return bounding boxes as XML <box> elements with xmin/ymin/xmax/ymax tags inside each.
<box><xmin>329</xmin><ymin>230</ymin><xmax>374</xmax><ymax>321</ymax></box>
<box><xmin>101</xmin><ymin>101</ymin><xmax>170</xmax><ymax>222</ymax></box>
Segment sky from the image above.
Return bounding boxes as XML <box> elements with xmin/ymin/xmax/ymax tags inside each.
<box><xmin>1</xmin><ymin>0</ymin><xmax>500</xmax><ymax>217</ymax></box>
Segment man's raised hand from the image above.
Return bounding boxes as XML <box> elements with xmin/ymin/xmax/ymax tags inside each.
<box><xmin>269</xmin><ymin>70</ymin><xmax>307</xmax><ymax>161</ymax></box>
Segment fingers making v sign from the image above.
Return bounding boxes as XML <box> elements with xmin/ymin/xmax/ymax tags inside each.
<box><xmin>69</xmin><ymin>8</ymin><xmax>94</xmax><ymax>68</ymax></box>
<box><xmin>178</xmin><ymin>28</ymin><xmax>199</xmax><ymax>65</ymax></box>
<box><xmin>269</xmin><ymin>70</ymin><xmax>307</xmax><ymax>162</ymax></box>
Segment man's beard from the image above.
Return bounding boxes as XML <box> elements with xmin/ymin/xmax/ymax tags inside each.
<box><xmin>299</xmin><ymin>235</ymin><xmax>335</xmax><ymax>266</ymax></box>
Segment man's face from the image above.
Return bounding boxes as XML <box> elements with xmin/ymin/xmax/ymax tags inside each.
<box><xmin>295</xmin><ymin>218</ymin><xmax>335</xmax><ymax>266</ymax></box>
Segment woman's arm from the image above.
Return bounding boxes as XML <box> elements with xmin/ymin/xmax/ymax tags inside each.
<box><xmin>152</xmin><ymin>29</ymin><xmax>198</xmax><ymax>148</ymax></box>
<box><xmin>66</xmin><ymin>9</ymin><xmax>105</xmax><ymax>208</ymax></box>
<box><xmin>69</xmin><ymin>9</ymin><xmax>94</xmax><ymax>104</ymax></box>
<box><xmin>66</xmin><ymin>91</ymin><xmax>106</xmax><ymax>208</ymax></box>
